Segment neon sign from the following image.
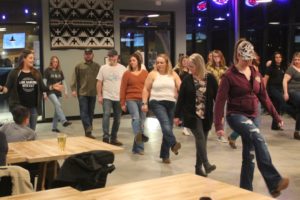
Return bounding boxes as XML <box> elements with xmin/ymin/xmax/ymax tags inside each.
<box><xmin>197</xmin><ymin>1</ymin><xmax>207</xmax><ymax>12</ymax></box>
<box><xmin>212</xmin><ymin>0</ymin><xmax>229</xmax><ymax>5</ymax></box>
<box><xmin>245</xmin><ymin>0</ymin><xmax>258</xmax><ymax>7</ymax></box>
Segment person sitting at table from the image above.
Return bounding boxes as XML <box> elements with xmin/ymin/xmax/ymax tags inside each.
<box><xmin>0</xmin><ymin>131</ymin><xmax>8</xmax><ymax>166</ymax></box>
<box><xmin>0</xmin><ymin>105</ymin><xmax>36</xmax><ymax>142</ymax></box>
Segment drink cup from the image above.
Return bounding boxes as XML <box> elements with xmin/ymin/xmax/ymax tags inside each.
<box><xmin>57</xmin><ymin>133</ymin><xmax>67</xmax><ymax>151</ymax></box>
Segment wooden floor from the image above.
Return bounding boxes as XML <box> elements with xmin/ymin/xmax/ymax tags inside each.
<box><xmin>34</xmin><ymin>113</ymin><xmax>299</xmax><ymax>200</ymax></box>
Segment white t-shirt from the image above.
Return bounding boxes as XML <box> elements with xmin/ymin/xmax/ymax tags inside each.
<box><xmin>97</xmin><ymin>63</ymin><xmax>126</xmax><ymax>101</ymax></box>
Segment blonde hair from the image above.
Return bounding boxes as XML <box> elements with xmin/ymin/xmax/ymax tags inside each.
<box><xmin>155</xmin><ymin>53</ymin><xmax>173</xmax><ymax>75</ymax></box>
<box><xmin>233</xmin><ymin>38</ymin><xmax>247</xmax><ymax>65</ymax></box>
<box><xmin>212</xmin><ymin>50</ymin><xmax>226</xmax><ymax>68</ymax></box>
<box><xmin>189</xmin><ymin>53</ymin><xmax>207</xmax><ymax>80</ymax></box>
<box><xmin>174</xmin><ymin>55</ymin><xmax>188</xmax><ymax>75</ymax></box>
<box><xmin>49</xmin><ymin>56</ymin><xmax>61</xmax><ymax>71</ymax></box>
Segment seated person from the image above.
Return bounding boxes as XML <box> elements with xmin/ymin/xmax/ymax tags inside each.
<box><xmin>0</xmin><ymin>105</ymin><xmax>36</xmax><ymax>142</ymax></box>
<box><xmin>0</xmin><ymin>131</ymin><xmax>8</xmax><ymax>166</ymax></box>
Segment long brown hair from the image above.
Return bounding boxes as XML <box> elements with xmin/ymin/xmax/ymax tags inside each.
<box><xmin>17</xmin><ymin>49</ymin><xmax>40</xmax><ymax>80</ymax></box>
<box><xmin>49</xmin><ymin>56</ymin><xmax>62</xmax><ymax>71</ymax></box>
<box><xmin>174</xmin><ymin>55</ymin><xmax>188</xmax><ymax>75</ymax></box>
<box><xmin>211</xmin><ymin>50</ymin><xmax>226</xmax><ymax>68</ymax></box>
<box><xmin>128</xmin><ymin>53</ymin><xmax>142</xmax><ymax>71</ymax></box>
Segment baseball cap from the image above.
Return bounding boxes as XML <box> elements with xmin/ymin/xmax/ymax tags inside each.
<box><xmin>107</xmin><ymin>49</ymin><xmax>118</xmax><ymax>57</ymax></box>
<box><xmin>237</xmin><ymin>41</ymin><xmax>255</xmax><ymax>61</ymax></box>
<box><xmin>84</xmin><ymin>48</ymin><xmax>93</xmax><ymax>54</ymax></box>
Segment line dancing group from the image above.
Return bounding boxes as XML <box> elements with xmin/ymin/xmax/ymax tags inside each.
<box><xmin>2</xmin><ymin>38</ymin><xmax>300</xmax><ymax>197</ymax></box>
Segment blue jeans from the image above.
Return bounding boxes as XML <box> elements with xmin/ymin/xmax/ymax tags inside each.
<box><xmin>102</xmin><ymin>99</ymin><xmax>122</xmax><ymax>141</ymax></box>
<box><xmin>289</xmin><ymin>91</ymin><xmax>300</xmax><ymax>131</ymax></box>
<box><xmin>227</xmin><ymin>114</ymin><xmax>282</xmax><ymax>193</ymax></box>
<box><xmin>48</xmin><ymin>93</ymin><xmax>67</xmax><ymax>129</ymax></box>
<box><xmin>29</xmin><ymin>107</ymin><xmax>38</xmax><ymax>130</ymax></box>
<box><xmin>126</xmin><ymin>100</ymin><xmax>145</xmax><ymax>153</ymax></box>
<box><xmin>269</xmin><ymin>86</ymin><xmax>295</xmax><ymax>128</ymax></box>
<box><xmin>229</xmin><ymin>103</ymin><xmax>261</xmax><ymax>140</ymax></box>
<box><xmin>149</xmin><ymin>100</ymin><xmax>176</xmax><ymax>159</ymax></box>
<box><xmin>78</xmin><ymin>96</ymin><xmax>96</xmax><ymax>134</ymax></box>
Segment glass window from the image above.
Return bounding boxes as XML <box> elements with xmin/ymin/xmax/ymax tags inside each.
<box><xmin>0</xmin><ymin>0</ymin><xmax>41</xmax><ymax>122</ymax></box>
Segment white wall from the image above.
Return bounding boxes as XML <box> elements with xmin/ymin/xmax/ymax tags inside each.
<box><xmin>42</xmin><ymin>0</ymin><xmax>186</xmax><ymax>118</ymax></box>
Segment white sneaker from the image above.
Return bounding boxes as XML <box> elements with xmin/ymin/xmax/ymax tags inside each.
<box><xmin>182</xmin><ymin>127</ymin><xmax>191</xmax><ymax>136</ymax></box>
<box><xmin>217</xmin><ymin>136</ymin><xmax>228</xmax><ymax>143</ymax></box>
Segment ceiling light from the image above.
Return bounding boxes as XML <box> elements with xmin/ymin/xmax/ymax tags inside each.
<box><xmin>26</xmin><ymin>21</ymin><xmax>37</xmax><ymax>24</ymax></box>
<box><xmin>269</xmin><ymin>22</ymin><xmax>280</xmax><ymax>25</ymax></box>
<box><xmin>147</xmin><ymin>14</ymin><xmax>160</xmax><ymax>18</ymax></box>
<box><xmin>0</xmin><ymin>28</ymin><xmax>6</xmax><ymax>32</ymax></box>
<box><xmin>214</xmin><ymin>17</ymin><xmax>225</xmax><ymax>21</ymax></box>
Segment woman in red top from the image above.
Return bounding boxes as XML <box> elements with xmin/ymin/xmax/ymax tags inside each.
<box><xmin>214</xmin><ymin>39</ymin><xmax>288</xmax><ymax>198</ymax></box>
<box><xmin>120</xmin><ymin>53</ymin><xmax>148</xmax><ymax>155</ymax></box>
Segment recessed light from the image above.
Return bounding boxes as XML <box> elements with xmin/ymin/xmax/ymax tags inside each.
<box><xmin>26</xmin><ymin>21</ymin><xmax>37</xmax><ymax>24</ymax></box>
<box><xmin>147</xmin><ymin>14</ymin><xmax>159</xmax><ymax>18</ymax></box>
<box><xmin>269</xmin><ymin>22</ymin><xmax>280</xmax><ymax>25</ymax></box>
<box><xmin>214</xmin><ymin>17</ymin><xmax>225</xmax><ymax>21</ymax></box>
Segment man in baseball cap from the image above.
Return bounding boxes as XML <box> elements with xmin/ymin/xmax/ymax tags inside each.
<box><xmin>84</xmin><ymin>48</ymin><xmax>93</xmax><ymax>54</ymax></box>
<box><xmin>97</xmin><ymin>48</ymin><xmax>126</xmax><ymax>146</ymax></box>
<box><xmin>107</xmin><ymin>49</ymin><xmax>118</xmax><ymax>57</ymax></box>
<box><xmin>70</xmin><ymin>48</ymin><xmax>100</xmax><ymax>139</ymax></box>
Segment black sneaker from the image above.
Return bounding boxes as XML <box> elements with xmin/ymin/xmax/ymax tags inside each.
<box><xmin>103</xmin><ymin>138</ymin><xmax>110</xmax><ymax>143</ymax></box>
<box><xmin>63</xmin><ymin>121</ymin><xmax>72</xmax><ymax>127</ymax></box>
<box><xmin>85</xmin><ymin>134</ymin><xmax>96</xmax><ymax>139</ymax></box>
<box><xmin>110</xmin><ymin>139</ymin><xmax>123</xmax><ymax>146</ymax></box>
<box><xmin>52</xmin><ymin>128</ymin><xmax>60</xmax><ymax>133</ymax></box>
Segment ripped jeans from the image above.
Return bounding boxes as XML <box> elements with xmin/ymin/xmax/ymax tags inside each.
<box><xmin>227</xmin><ymin>114</ymin><xmax>282</xmax><ymax>194</ymax></box>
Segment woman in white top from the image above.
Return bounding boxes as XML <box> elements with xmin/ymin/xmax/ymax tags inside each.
<box><xmin>142</xmin><ymin>54</ymin><xmax>181</xmax><ymax>164</ymax></box>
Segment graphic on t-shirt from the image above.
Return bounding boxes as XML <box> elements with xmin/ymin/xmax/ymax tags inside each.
<box><xmin>108</xmin><ymin>72</ymin><xmax>120</xmax><ymax>81</ymax></box>
<box><xmin>50</xmin><ymin>73</ymin><xmax>62</xmax><ymax>79</ymax></box>
<box><xmin>19</xmin><ymin>77</ymin><xmax>37</xmax><ymax>92</ymax></box>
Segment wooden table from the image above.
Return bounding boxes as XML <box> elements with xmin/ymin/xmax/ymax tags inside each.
<box><xmin>0</xmin><ymin>187</ymin><xmax>88</xmax><ymax>200</ymax></box>
<box><xmin>6</xmin><ymin>149</ymin><xmax>26</xmax><ymax>164</ymax></box>
<box><xmin>7</xmin><ymin>136</ymin><xmax>123</xmax><ymax>190</ymax></box>
<box><xmin>8</xmin><ymin>136</ymin><xmax>123</xmax><ymax>163</ymax></box>
<box><xmin>83</xmin><ymin>173</ymin><xmax>275</xmax><ymax>200</ymax></box>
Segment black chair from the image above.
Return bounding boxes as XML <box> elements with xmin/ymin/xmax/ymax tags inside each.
<box><xmin>51</xmin><ymin>150</ymin><xmax>115</xmax><ymax>191</ymax></box>
<box><xmin>0</xmin><ymin>176</ymin><xmax>12</xmax><ymax>197</ymax></box>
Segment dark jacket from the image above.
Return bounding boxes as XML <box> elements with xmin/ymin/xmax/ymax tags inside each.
<box><xmin>214</xmin><ymin>65</ymin><xmax>281</xmax><ymax>131</ymax></box>
<box><xmin>0</xmin><ymin>131</ymin><xmax>8</xmax><ymax>166</ymax></box>
<box><xmin>5</xmin><ymin>68</ymin><xmax>48</xmax><ymax>114</ymax></box>
<box><xmin>53</xmin><ymin>150</ymin><xmax>115</xmax><ymax>191</ymax></box>
<box><xmin>175</xmin><ymin>73</ymin><xmax>218</xmax><ymax>131</ymax></box>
